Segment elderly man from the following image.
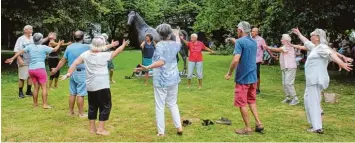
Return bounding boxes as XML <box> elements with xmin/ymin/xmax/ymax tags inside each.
<box><xmin>225</xmin><ymin>21</ymin><xmax>263</xmax><ymax>135</ymax></box>
<box><xmin>14</xmin><ymin>25</ymin><xmax>52</xmax><ymax>98</ymax></box>
<box><xmin>251</xmin><ymin>28</ymin><xmax>275</xmax><ymax>94</ymax></box>
<box><xmin>180</xmin><ymin>34</ymin><xmax>215</xmax><ymax>89</ymax></box>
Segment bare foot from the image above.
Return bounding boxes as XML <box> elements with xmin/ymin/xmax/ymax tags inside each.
<box><xmin>90</xmin><ymin>128</ymin><xmax>97</xmax><ymax>134</ymax></box>
<box><xmin>33</xmin><ymin>104</ymin><xmax>38</xmax><ymax>107</ymax></box>
<box><xmin>198</xmin><ymin>86</ymin><xmax>202</xmax><ymax>89</ymax></box>
<box><xmin>79</xmin><ymin>113</ymin><xmax>88</xmax><ymax>118</ymax></box>
<box><xmin>96</xmin><ymin>130</ymin><xmax>110</xmax><ymax>136</ymax></box>
<box><xmin>43</xmin><ymin>105</ymin><xmax>52</xmax><ymax>109</ymax></box>
<box><xmin>68</xmin><ymin>112</ymin><xmax>75</xmax><ymax>116</ymax></box>
<box><xmin>111</xmin><ymin>80</ymin><xmax>116</xmax><ymax>84</ymax></box>
<box><xmin>187</xmin><ymin>86</ymin><xmax>190</xmax><ymax>89</ymax></box>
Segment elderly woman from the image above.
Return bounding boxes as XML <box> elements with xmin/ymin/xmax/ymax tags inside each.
<box><xmin>180</xmin><ymin>33</ymin><xmax>215</xmax><ymax>89</ymax></box>
<box><xmin>44</xmin><ymin>32</ymin><xmax>72</xmax><ymax>89</ymax></box>
<box><xmin>291</xmin><ymin>28</ymin><xmax>353</xmax><ymax>134</ymax></box>
<box><xmin>61</xmin><ymin>36</ymin><xmax>129</xmax><ymax>135</ymax></box>
<box><xmin>6</xmin><ymin>33</ymin><xmax>63</xmax><ymax>109</ymax></box>
<box><xmin>135</xmin><ymin>24</ymin><xmax>183</xmax><ymax>136</ymax></box>
<box><xmin>265</xmin><ymin>34</ymin><xmax>299</xmax><ymax>105</ymax></box>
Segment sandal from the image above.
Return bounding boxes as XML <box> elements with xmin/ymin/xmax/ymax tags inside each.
<box><xmin>125</xmin><ymin>76</ymin><xmax>132</xmax><ymax>79</ymax></box>
<box><xmin>182</xmin><ymin>120</ymin><xmax>192</xmax><ymax>127</ymax></box>
<box><xmin>235</xmin><ymin>128</ymin><xmax>252</xmax><ymax>135</ymax></box>
<box><xmin>202</xmin><ymin>119</ymin><xmax>214</xmax><ymax>126</ymax></box>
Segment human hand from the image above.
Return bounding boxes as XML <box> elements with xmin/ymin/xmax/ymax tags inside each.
<box><xmin>134</xmin><ymin>64</ymin><xmax>148</xmax><ymax>72</ymax></box>
<box><xmin>292</xmin><ymin>28</ymin><xmax>300</xmax><ymax>35</ymax></box>
<box><xmin>122</xmin><ymin>39</ymin><xmax>130</xmax><ymax>46</ymax></box>
<box><xmin>50</xmin><ymin>68</ymin><xmax>58</xmax><ymax>76</ymax></box>
<box><xmin>111</xmin><ymin>40</ymin><xmax>119</xmax><ymax>47</ymax></box>
<box><xmin>5</xmin><ymin>58</ymin><xmax>14</xmax><ymax>64</ymax></box>
<box><xmin>339</xmin><ymin>62</ymin><xmax>353</xmax><ymax>72</ymax></box>
<box><xmin>61</xmin><ymin>73</ymin><xmax>71</xmax><ymax>81</ymax></box>
<box><xmin>224</xmin><ymin>73</ymin><xmax>232</xmax><ymax>80</ymax></box>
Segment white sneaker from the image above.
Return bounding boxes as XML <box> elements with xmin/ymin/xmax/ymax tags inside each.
<box><xmin>289</xmin><ymin>99</ymin><xmax>299</xmax><ymax>106</ymax></box>
<box><xmin>281</xmin><ymin>98</ymin><xmax>291</xmax><ymax>103</ymax></box>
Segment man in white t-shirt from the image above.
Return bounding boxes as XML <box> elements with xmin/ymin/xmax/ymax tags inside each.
<box><xmin>14</xmin><ymin>25</ymin><xmax>35</xmax><ymax>98</ymax></box>
<box><xmin>14</xmin><ymin>25</ymin><xmax>52</xmax><ymax>98</ymax></box>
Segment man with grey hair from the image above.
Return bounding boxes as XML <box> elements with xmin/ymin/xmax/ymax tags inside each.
<box><xmin>14</xmin><ymin>25</ymin><xmax>52</xmax><ymax>98</ymax></box>
<box><xmin>180</xmin><ymin>33</ymin><xmax>215</xmax><ymax>89</ymax></box>
<box><xmin>225</xmin><ymin>21</ymin><xmax>263</xmax><ymax>135</ymax></box>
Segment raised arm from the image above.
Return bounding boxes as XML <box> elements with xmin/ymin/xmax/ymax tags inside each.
<box><xmin>334</xmin><ymin>50</ymin><xmax>353</xmax><ymax>63</ymax></box>
<box><xmin>330</xmin><ymin>51</ymin><xmax>353</xmax><ymax>71</ymax></box>
<box><xmin>140</xmin><ymin>41</ymin><xmax>145</xmax><ymax>49</ymax></box>
<box><xmin>110</xmin><ymin>39</ymin><xmax>130</xmax><ymax>59</ymax></box>
<box><xmin>292</xmin><ymin>28</ymin><xmax>309</xmax><ymax>43</ymax></box>
<box><xmin>106</xmin><ymin>40</ymin><xmax>119</xmax><ymax>49</ymax></box>
<box><xmin>5</xmin><ymin>50</ymin><xmax>25</xmax><ymax>64</ymax></box>
<box><xmin>266</xmin><ymin>47</ymin><xmax>285</xmax><ymax>53</ymax></box>
<box><xmin>180</xmin><ymin>36</ymin><xmax>189</xmax><ymax>45</ymax></box>
<box><xmin>289</xmin><ymin>44</ymin><xmax>308</xmax><ymax>51</ymax></box>
<box><xmin>51</xmin><ymin>40</ymin><xmax>64</xmax><ymax>52</ymax></box>
<box><xmin>50</xmin><ymin>41</ymin><xmax>72</xmax><ymax>47</ymax></box>
<box><xmin>204</xmin><ymin>46</ymin><xmax>215</xmax><ymax>53</ymax></box>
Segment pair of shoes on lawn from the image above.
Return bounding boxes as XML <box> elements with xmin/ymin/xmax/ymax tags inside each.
<box><xmin>182</xmin><ymin>120</ymin><xmax>192</xmax><ymax>127</ymax></box>
<box><xmin>215</xmin><ymin>117</ymin><xmax>232</xmax><ymax>125</ymax></box>
<box><xmin>202</xmin><ymin>119</ymin><xmax>214</xmax><ymax>126</ymax></box>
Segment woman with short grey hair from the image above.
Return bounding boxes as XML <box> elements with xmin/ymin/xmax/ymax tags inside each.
<box><xmin>135</xmin><ymin>24</ymin><xmax>183</xmax><ymax>136</ymax></box>
<box><xmin>291</xmin><ymin>28</ymin><xmax>353</xmax><ymax>134</ymax></box>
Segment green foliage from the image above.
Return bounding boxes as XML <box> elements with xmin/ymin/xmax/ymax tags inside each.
<box><xmin>210</xmin><ymin>43</ymin><xmax>234</xmax><ymax>55</ymax></box>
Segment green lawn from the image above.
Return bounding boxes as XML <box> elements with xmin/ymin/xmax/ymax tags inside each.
<box><xmin>1</xmin><ymin>51</ymin><xmax>355</xmax><ymax>142</ymax></box>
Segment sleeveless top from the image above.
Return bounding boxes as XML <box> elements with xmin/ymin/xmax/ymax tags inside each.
<box><xmin>143</xmin><ymin>41</ymin><xmax>155</xmax><ymax>58</ymax></box>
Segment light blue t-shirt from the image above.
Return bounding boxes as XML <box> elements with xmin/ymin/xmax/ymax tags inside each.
<box><xmin>152</xmin><ymin>41</ymin><xmax>181</xmax><ymax>88</ymax></box>
<box><xmin>23</xmin><ymin>44</ymin><xmax>53</xmax><ymax>70</ymax></box>
<box><xmin>64</xmin><ymin>43</ymin><xmax>90</xmax><ymax>69</ymax></box>
<box><xmin>233</xmin><ymin>36</ymin><xmax>257</xmax><ymax>84</ymax></box>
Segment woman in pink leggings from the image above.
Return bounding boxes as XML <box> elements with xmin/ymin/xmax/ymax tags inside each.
<box><xmin>6</xmin><ymin>33</ymin><xmax>63</xmax><ymax>109</ymax></box>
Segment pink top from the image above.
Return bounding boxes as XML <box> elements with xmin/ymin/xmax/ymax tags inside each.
<box><xmin>280</xmin><ymin>45</ymin><xmax>297</xmax><ymax>70</ymax></box>
<box><xmin>253</xmin><ymin>36</ymin><xmax>266</xmax><ymax>63</ymax></box>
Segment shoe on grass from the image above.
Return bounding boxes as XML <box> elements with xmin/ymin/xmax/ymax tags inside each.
<box><xmin>216</xmin><ymin>117</ymin><xmax>232</xmax><ymax>125</ymax></box>
<box><xmin>289</xmin><ymin>99</ymin><xmax>299</xmax><ymax>106</ymax></box>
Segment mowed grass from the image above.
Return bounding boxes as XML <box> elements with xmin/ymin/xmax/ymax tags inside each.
<box><xmin>1</xmin><ymin>51</ymin><xmax>355</xmax><ymax>142</ymax></box>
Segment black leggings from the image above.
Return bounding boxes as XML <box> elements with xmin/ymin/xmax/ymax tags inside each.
<box><xmin>48</xmin><ymin>58</ymin><xmax>60</xmax><ymax>80</ymax></box>
<box><xmin>88</xmin><ymin>88</ymin><xmax>112</xmax><ymax>121</ymax></box>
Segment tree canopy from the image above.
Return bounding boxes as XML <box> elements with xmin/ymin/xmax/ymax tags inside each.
<box><xmin>2</xmin><ymin>0</ymin><xmax>354</xmax><ymax>48</ymax></box>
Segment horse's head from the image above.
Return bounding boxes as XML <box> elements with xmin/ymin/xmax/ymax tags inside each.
<box><xmin>127</xmin><ymin>11</ymin><xmax>136</xmax><ymax>25</ymax></box>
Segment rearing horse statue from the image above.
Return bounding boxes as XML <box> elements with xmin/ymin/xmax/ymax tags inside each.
<box><xmin>127</xmin><ymin>11</ymin><xmax>189</xmax><ymax>74</ymax></box>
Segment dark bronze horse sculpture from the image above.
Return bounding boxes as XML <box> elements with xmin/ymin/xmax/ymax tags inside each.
<box><xmin>127</xmin><ymin>11</ymin><xmax>188</xmax><ymax>74</ymax></box>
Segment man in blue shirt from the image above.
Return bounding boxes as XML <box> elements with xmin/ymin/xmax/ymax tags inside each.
<box><xmin>225</xmin><ymin>21</ymin><xmax>263</xmax><ymax>135</ymax></box>
<box><xmin>51</xmin><ymin>31</ymin><xmax>90</xmax><ymax>117</ymax></box>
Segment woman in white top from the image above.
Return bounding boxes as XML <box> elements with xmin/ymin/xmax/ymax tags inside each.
<box><xmin>62</xmin><ymin>36</ymin><xmax>129</xmax><ymax>135</ymax></box>
<box><xmin>290</xmin><ymin>28</ymin><xmax>353</xmax><ymax>134</ymax></box>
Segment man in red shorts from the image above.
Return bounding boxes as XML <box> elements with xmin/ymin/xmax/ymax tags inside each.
<box><xmin>225</xmin><ymin>21</ymin><xmax>264</xmax><ymax>135</ymax></box>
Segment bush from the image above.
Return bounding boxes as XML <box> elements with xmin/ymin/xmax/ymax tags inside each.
<box><xmin>210</xmin><ymin>43</ymin><xmax>234</xmax><ymax>55</ymax></box>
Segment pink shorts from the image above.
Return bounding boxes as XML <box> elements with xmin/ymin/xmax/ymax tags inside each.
<box><xmin>234</xmin><ymin>83</ymin><xmax>257</xmax><ymax>107</ymax></box>
<box><xmin>29</xmin><ymin>68</ymin><xmax>48</xmax><ymax>84</ymax></box>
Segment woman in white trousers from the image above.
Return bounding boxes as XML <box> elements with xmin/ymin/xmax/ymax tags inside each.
<box><xmin>290</xmin><ymin>28</ymin><xmax>353</xmax><ymax>134</ymax></box>
<box><xmin>136</xmin><ymin>24</ymin><xmax>183</xmax><ymax>136</ymax></box>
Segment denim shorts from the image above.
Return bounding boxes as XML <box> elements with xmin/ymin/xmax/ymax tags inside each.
<box><xmin>70</xmin><ymin>69</ymin><xmax>87</xmax><ymax>96</ymax></box>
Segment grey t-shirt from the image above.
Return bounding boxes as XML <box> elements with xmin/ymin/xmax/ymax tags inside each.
<box><xmin>80</xmin><ymin>50</ymin><xmax>112</xmax><ymax>91</ymax></box>
<box><xmin>14</xmin><ymin>35</ymin><xmax>34</xmax><ymax>66</ymax></box>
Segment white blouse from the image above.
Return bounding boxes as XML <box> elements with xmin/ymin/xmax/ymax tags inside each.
<box><xmin>304</xmin><ymin>41</ymin><xmax>332</xmax><ymax>89</ymax></box>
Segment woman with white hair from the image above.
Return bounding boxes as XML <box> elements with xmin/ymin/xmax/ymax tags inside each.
<box><xmin>135</xmin><ymin>24</ymin><xmax>183</xmax><ymax>136</ymax></box>
<box><xmin>265</xmin><ymin>34</ymin><xmax>299</xmax><ymax>105</ymax></box>
<box><xmin>62</xmin><ymin>36</ymin><xmax>129</xmax><ymax>135</ymax></box>
<box><xmin>180</xmin><ymin>33</ymin><xmax>215</xmax><ymax>89</ymax></box>
<box><xmin>101</xmin><ymin>33</ymin><xmax>116</xmax><ymax>84</ymax></box>
<box><xmin>6</xmin><ymin>33</ymin><xmax>63</xmax><ymax>109</ymax></box>
<box><xmin>291</xmin><ymin>28</ymin><xmax>353</xmax><ymax>134</ymax></box>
